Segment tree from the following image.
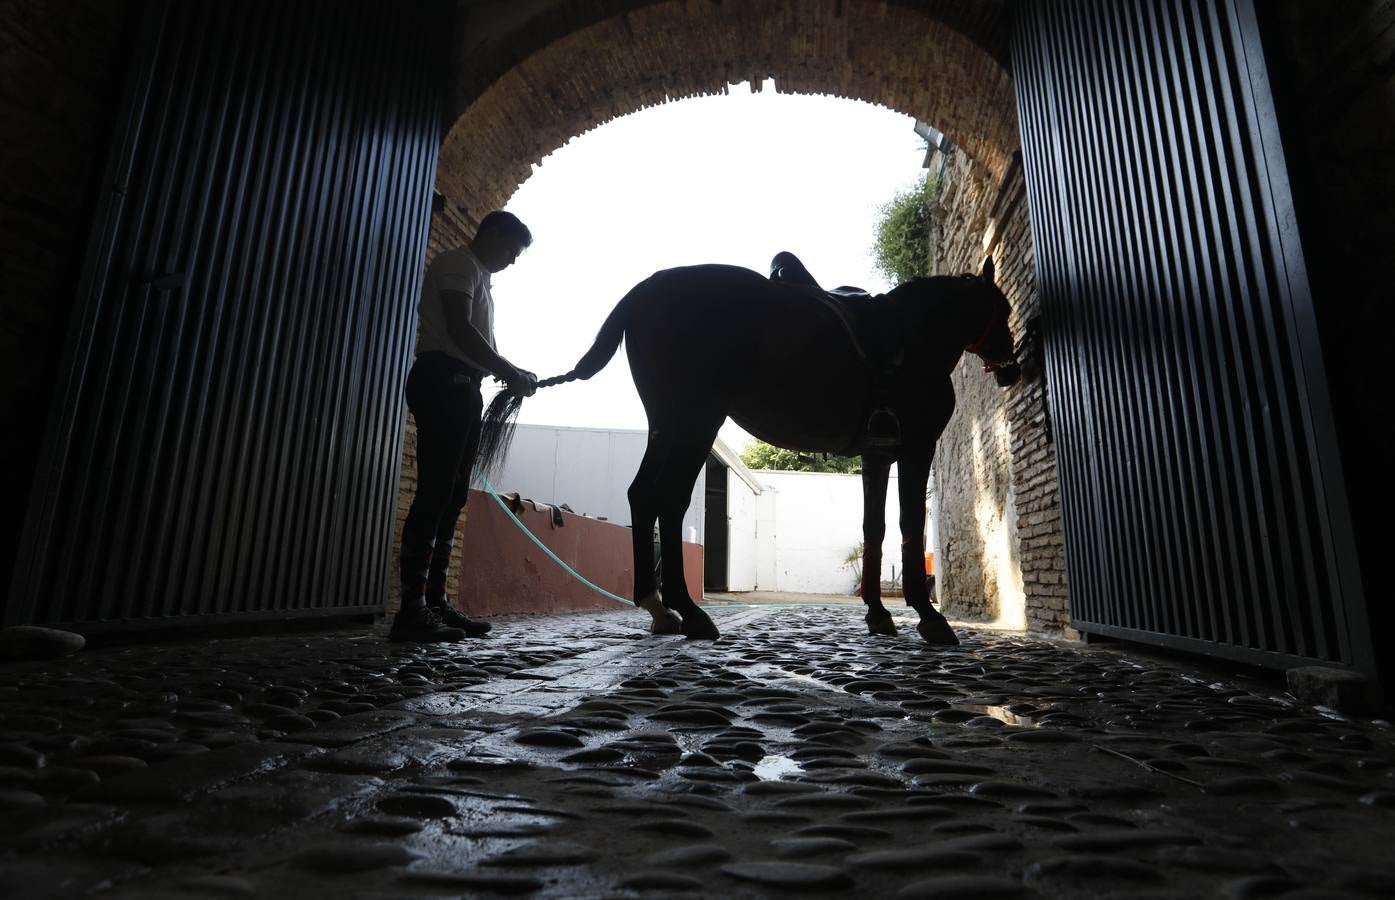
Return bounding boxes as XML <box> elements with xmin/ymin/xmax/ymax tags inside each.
<box><xmin>871</xmin><ymin>173</ymin><xmax>936</xmax><ymax>286</ymax></box>
<box><xmin>740</xmin><ymin>440</ymin><xmax>861</xmax><ymax>474</ymax></box>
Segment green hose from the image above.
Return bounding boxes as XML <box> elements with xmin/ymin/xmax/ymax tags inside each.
<box><xmin>477</xmin><ymin>468</ymin><xmax>635</xmax><ymax>607</ymax></box>
<box><xmin>475</xmin><ymin>468</ymin><xmax>862</xmax><ymax>612</ymax></box>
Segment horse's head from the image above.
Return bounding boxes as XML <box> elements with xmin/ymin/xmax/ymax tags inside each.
<box><xmin>963</xmin><ymin>257</ymin><xmax>1020</xmax><ymax>387</ymax></box>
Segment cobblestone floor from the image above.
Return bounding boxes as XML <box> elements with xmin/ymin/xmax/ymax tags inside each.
<box><xmin>2</xmin><ymin>605</ymin><xmax>1393</xmax><ymax>899</ymax></box>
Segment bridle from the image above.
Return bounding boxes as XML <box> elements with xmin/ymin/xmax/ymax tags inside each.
<box><xmin>956</xmin><ymin>273</ymin><xmax>1017</xmax><ymax>374</ymax></box>
<box><xmin>965</xmin><ymin>314</ymin><xmax>1017</xmax><ymax>373</ymax></box>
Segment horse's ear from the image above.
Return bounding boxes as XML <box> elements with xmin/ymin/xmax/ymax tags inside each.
<box><xmin>981</xmin><ymin>256</ymin><xmax>996</xmax><ymax>284</ymax></box>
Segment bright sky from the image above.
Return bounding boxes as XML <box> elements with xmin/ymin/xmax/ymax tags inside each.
<box><xmin>491</xmin><ymin>79</ymin><xmax>927</xmax><ymax>452</ymax></box>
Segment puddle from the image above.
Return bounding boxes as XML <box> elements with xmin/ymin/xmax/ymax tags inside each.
<box><xmin>960</xmin><ymin>704</ymin><xmax>1042</xmax><ymax>728</ymax></box>
<box><xmin>753</xmin><ymin>754</ymin><xmax>805</xmax><ymax>780</ymax></box>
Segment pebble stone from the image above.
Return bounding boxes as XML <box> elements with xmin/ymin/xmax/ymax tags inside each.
<box><xmin>895</xmin><ymin>875</ymin><xmax>1029</xmax><ymax>898</ymax></box>
<box><xmin>513</xmin><ymin>729</ymin><xmax>587</xmax><ymax>749</ymax></box>
<box><xmin>633</xmin><ymin>818</ymin><xmax>716</xmax><ymax>838</ymax></box>
<box><xmin>642</xmin><ymin>844</ymin><xmax>733</xmax><ymax>866</ymax></box>
<box><xmin>483</xmin><ymin>841</ymin><xmax>599</xmax><ymax>866</ymax></box>
<box><xmin>769</xmin><ymin>836</ymin><xmax>858</xmax><ymax>857</ymax></box>
<box><xmin>399</xmin><ymin>870</ymin><xmax>544</xmax><ymax>892</ymax></box>
<box><xmin>846</xmin><ymin>847</ymin><xmax>982</xmax><ymax>870</ymax></box>
<box><xmin>294</xmin><ymin>842</ymin><xmax>425</xmax><ymax>872</ymax></box>
<box><xmin>720</xmin><ymin>861</ymin><xmax>854</xmax><ymax>889</ymax></box>
<box><xmin>341</xmin><ymin>815</ymin><xmax>425</xmax><ymax>836</ymax></box>
<box><xmin>1027</xmin><ymin>854</ymin><xmax>1165</xmax><ymax>881</ymax></box>
<box><xmin>0</xmin><ymin>626</ymin><xmax>85</xmax><ymax>661</ymax></box>
<box><xmin>617</xmin><ymin>871</ymin><xmax>706</xmax><ymax>890</ymax></box>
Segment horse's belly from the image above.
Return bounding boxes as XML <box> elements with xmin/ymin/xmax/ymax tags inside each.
<box><xmin>729</xmin><ymin>389</ymin><xmax>864</xmax><ymax>454</ymax></box>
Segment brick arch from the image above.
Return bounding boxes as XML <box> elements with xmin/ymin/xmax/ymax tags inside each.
<box><xmin>438</xmin><ymin>0</ymin><xmax>1019</xmax><ymax>223</ymax></box>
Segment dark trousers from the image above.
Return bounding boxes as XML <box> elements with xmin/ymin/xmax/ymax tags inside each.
<box><xmin>400</xmin><ymin>352</ymin><xmax>484</xmax><ymax>606</ymax></box>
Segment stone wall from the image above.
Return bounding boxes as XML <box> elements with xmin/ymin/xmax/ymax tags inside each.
<box><xmin>0</xmin><ymin>0</ymin><xmax>127</xmax><ymax>588</ymax></box>
<box><xmin>928</xmin><ymin>147</ymin><xmax>1071</xmax><ymax>635</ymax></box>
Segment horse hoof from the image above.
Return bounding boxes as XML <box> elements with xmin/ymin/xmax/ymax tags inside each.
<box><xmin>680</xmin><ymin>608</ymin><xmax>720</xmax><ymax>641</ymax></box>
<box><xmin>916</xmin><ymin>614</ymin><xmax>959</xmax><ymax>646</ymax></box>
<box><xmin>638</xmin><ymin>594</ymin><xmax>683</xmax><ymax>636</ymax></box>
<box><xmin>865</xmin><ymin>611</ymin><xmax>897</xmax><ymax>637</ymax></box>
<box><xmin>650</xmin><ymin>610</ymin><xmax>683</xmax><ymax>635</ymax></box>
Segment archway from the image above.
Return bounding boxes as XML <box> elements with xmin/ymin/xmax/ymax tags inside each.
<box><xmin>403</xmin><ymin>0</ymin><xmax>1048</xmax><ymax>633</ymax></box>
<box><xmin>438</xmin><ymin>0</ymin><xmax>1019</xmax><ymax>225</ymax></box>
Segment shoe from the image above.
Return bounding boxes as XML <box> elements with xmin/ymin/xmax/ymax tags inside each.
<box><xmin>389</xmin><ymin>605</ymin><xmax>466</xmax><ymax>643</ymax></box>
<box><xmin>427</xmin><ymin>601</ymin><xmax>492</xmax><ymax>637</ymax></box>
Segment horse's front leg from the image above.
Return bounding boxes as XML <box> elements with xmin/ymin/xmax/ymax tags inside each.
<box><xmin>898</xmin><ymin>455</ymin><xmax>958</xmax><ymax>645</ymax></box>
<box><xmin>860</xmin><ymin>454</ymin><xmax>896</xmax><ymax>636</ymax></box>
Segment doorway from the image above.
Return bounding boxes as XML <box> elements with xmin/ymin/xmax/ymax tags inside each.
<box><xmin>703</xmin><ymin>454</ymin><xmax>728</xmax><ymax>591</ymax></box>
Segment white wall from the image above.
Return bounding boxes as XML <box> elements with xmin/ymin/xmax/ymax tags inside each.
<box><xmin>493</xmin><ymin>424</ymin><xmax>704</xmax><ymax>543</ymax></box>
<box><xmin>725</xmin><ymin>467</ymin><xmax>759</xmax><ymax>590</ymax></box>
<box><xmin>497</xmin><ymin>425</ymin><xmax>933</xmax><ymax>598</ymax></box>
<box><xmin>756</xmin><ymin>469</ymin><xmax>918</xmax><ymax>594</ymax></box>
<box><xmin>755</xmin><ymin>489</ymin><xmax>777</xmax><ymax>590</ymax></box>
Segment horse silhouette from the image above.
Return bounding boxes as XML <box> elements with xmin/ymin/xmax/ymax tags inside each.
<box><xmin>479</xmin><ymin>255</ymin><xmax>1019</xmax><ymax>645</ymax></box>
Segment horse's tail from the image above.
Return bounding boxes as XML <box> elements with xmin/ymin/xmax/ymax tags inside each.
<box><xmin>474</xmin><ymin>281</ymin><xmax>642</xmax><ymax>481</ymax></box>
<box><xmin>474</xmin><ymin>390</ymin><xmax>523</xmax><ymax>484</ymax></box>
<box><xmin>536</xmin><ymin>280</ymin><xmax>642</xmax><ymax>388</ymax></box>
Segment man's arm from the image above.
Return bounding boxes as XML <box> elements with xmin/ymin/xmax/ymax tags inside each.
<box><xmin>440</xmin><ymin>289</ymin><xmax>534</xmax><ymax>395</ymax></box>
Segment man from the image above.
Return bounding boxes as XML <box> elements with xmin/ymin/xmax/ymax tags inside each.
<box><xmin>392</xmin><ymin>210</ymin><xmax>537</xmax><ymax>642</ymax></box>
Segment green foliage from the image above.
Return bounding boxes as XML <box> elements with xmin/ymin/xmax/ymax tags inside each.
<box><xmin>740</xmin><ymin>440</ymin><xmax>861</xmax><ymax>474</ymax></box>
<box><xmin>871</xmin><ymin>173</ymin><xmax>935</xmax><ymax>286</ymax></box>
<box><xmin>843</xmin><ymin>542</ymin><xmax>864</xmax><ymax>593</ymax></box>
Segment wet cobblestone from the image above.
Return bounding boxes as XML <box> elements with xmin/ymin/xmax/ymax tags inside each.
<box><xmin>0</xmin><ymin>605</ymin><xmax>1392</xmax><ymax>898</ymax></box>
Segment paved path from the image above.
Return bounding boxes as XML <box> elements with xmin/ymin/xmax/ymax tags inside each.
<box><xmin>2</xmin><ymin>605</ymin><xmax>1393</xmax><ymax>898</ymax></box>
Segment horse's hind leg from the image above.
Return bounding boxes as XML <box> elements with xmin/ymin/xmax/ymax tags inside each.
<box><xmin>629</xmin><ymin>437</ymin><xmax>682</xmax><ymax>635</ymax></box>
<box><xmin>861</xmin><ymin>455</ymin><xmax>897</xmax><ymax>637</ymax></box>
<box><xmin>655</xmin><ymin>429</ymin><xmax>722</xmax><ymax>640</ymax></box>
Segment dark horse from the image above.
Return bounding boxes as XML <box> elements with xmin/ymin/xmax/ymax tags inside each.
<box><xmin>480</xmin><ymin>256</ymin><xmax>1018</xmax><ymax>644</ymax></box>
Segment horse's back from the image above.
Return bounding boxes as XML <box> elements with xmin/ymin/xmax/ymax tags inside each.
<box><xmin>623</xmin><ymin>263</ymin><xmax>871</xmax><ymax>444</ymax></box>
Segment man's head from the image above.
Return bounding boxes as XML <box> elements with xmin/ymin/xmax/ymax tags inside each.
<box><xmin>470</xmin><ymin>210</ymin><xmax>533</xmax><ymax>273</ymax></box>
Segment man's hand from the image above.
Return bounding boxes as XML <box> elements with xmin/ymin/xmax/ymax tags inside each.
<box><xmin>498</xmin><ymin>364</ymin><xmax>537</xmax><ymax>398</ymax></box>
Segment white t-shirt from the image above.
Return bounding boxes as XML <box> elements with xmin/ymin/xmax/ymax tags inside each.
<box><xmin>416</xmin><ymin>246</ymin><xmax>495</xmax><ymax>371</ymax></box>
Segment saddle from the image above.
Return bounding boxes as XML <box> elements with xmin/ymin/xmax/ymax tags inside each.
<box><xmin>769</xmin><ymin>252</ymin><xmax>903</xmax><ymax>375</ymax></box>
<box><xmin>769</xmin><ymin>252</ymin><xmax>904</xmax><ymax>449</ymax></box>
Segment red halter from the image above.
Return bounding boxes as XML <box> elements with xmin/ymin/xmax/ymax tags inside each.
<box><xmin>965</xmin><ymin>315</ymin><xmax>1016</xmax><ymax>373</ymax></box>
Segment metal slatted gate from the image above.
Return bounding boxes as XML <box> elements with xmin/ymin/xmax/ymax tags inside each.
<box><xmin>1011</xmin><ymin>0</ymin><xmax>1372</xmax><ymax>674</ymax></box>
<box><xmin>9</xmin><ymin>0</ymin><xmax>448</xmax><ymax>631</ymax></box>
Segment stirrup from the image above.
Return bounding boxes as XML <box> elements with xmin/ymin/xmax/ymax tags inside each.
<box><xmin>866</xmin><ymin>407</ymin><xmax>901</xmax><ymax>449</ymax></box>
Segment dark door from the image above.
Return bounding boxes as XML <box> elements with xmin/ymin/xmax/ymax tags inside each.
<box><xmin>1012</xmin><ymin>0</ymin><xmax>1371</xmax><ymax>675</ymax></box>
<box><xmin>703</xmin><ymin>455</ymin><xmax>729</xmax><ymax>591</ymax></box>
<box><xmin>8</xmin><ymin>0</ymin><xmax>449</xmax><ymax>630</ymax></box>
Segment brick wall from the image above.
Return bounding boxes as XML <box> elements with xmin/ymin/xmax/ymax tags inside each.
<box><xmin>928</xmin><ymin>148</ymin><xmax>1071</xmax><ymax>636</ymax></box>
<box><xmin>0</xmin><ymin>0</ymin><xmax>127</xmax><ymax>585</ymax></box>
<box><xmin>438</xmin><ymin>0</ymin><xmax>1019</xmax><ymax>226</ymax></box>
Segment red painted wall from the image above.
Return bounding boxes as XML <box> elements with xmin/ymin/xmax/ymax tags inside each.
<box><xmin>454</xmin><ymin>489</ymin><xmax>703</xmax><ymax>618</ymax></box>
